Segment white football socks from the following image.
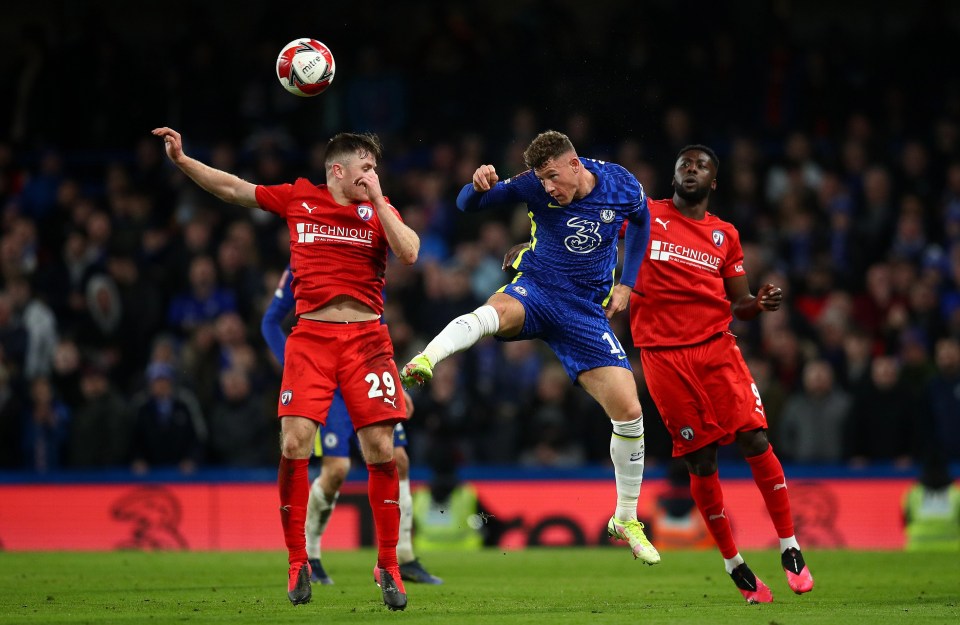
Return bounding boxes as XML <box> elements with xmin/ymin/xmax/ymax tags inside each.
<box><xmin>610</xmin><ymin>416</ymin><xmax>645</xmax><ymax>522</ymax></box>
<box><xmin>421</xmin><ymin>305</ymin><xmax>500</xmax><ymax>366</ymax></box>
<box><xmin>305</xmin><ymin>477</ymin><xmax>338</xmax><ymax>560</ymax></box>
<box><xmin>724</xmin><ymin>553</ymin><xmax>745</xmax><ymax>574</ymax></box>
<box><xmin>397</xmin><ymin>477</ymin><xmax>415</xmax><ymax>564</ymax></box>
<box><xmin>780</xmin><ymin>535</ymin><xmax>801</xmax><ymax>553</ymax></box>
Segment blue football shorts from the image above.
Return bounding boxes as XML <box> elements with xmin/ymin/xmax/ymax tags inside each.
<box><xmin>497</xmin><ymin>274</ymin><xmax>632</xmax><ymax>382</ymax></box>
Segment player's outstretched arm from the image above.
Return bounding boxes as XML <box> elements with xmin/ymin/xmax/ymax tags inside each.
<box><xmin>152</xmin><ymin>127</ymin><xmax>259</xmax><ymax>208</ymax></box>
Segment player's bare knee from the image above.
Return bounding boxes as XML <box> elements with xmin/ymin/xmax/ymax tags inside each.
<box><xmin>611</xmin><ymin>404</ymin><xmax>644</xmax><ymax>424</ymax></box>
<box><xmin>736</xmin><ymin>428</ymin><xmax>769</xmax><ymax>457</ymax></box>
<box><xmin>684</xmin><ymin>446</ymin><xmax>719</xmax><ymax>476</ymax></box>
<box><xmin>279</xmin><ymin>429</ymin><xmax>314</xmax><ymax>459</ymax></box>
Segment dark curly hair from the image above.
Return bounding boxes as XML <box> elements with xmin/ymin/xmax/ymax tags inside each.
<box><xmin>523</xmin><ymin>130</ymin><xmax>575</xmax><ymax>170</ymax></box>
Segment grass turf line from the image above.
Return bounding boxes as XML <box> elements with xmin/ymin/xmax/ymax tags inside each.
<box><xmin>0</xmin><ymin>549</ymin><xmax>956</xmax><ymax>624</ymax></box>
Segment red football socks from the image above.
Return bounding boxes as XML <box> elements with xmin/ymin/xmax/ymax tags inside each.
<box><xmin>690</xmin><ymin>470</ymin><xmax>738</xmax><ymax>558</ymax></box>
<box><xmin>746</xmin><ymin>444</ymin><xmax>795</xmax><ymax>538</ymax></box>
<box><xmin>367</xmin><ymin>459</ymin><xmax>401</xmax><ymax>569</ymax></box>
<box><xmin>278</xmin><ymin>455</ymin><xmax>310</xmax><ymax>566</ymax></box>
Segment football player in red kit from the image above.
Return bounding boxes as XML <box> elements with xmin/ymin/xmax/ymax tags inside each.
<box><xmin>152</xmin><ymin>127</ymin><xmax>418</xmax><ymax>611</ymax></box>
<box><xmin>625</xmin><ymin>145</ymin><xmax>814</xmax><ymax>603</ymax></box>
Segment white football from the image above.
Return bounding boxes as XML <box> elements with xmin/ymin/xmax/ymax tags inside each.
<box><xmin>276</xmin><ymin>38</ymin><xmax>336</xmax><ymax>97</ymax></box>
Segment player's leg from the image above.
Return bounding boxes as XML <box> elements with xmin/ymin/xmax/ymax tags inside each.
<box><xmin>401</xmin><ymin>291</ymin><xmax>522</xmax><ymax>387</ymax></box>
<box><xmin>305</xmin><ymin>391</ymin><xmax>353</xmax><ymax>584</ymax></box>
<box><xmin>393</xmin><ymin>432</ymin><xmax>443</xmax><ymax>584</ymax></box>
<box><xmin>357</xmin><ymin>423</ymin><xmax>406</xmax><ymax>610</ymax></box>
<box><xmin>737</xmin><ymin>429</ymin><xmax>814</xmax><ymax>594</ymax></box>
<box><xmin>277</xmin><ymin>322</ymin><xmax>338</xmax><ymax>605</ymax></box>
<box><xmin>578</xmin><ymin>365</ymin><xmax>660</xmax><ymax>565</ymax></box>
<box><xmin>279</xmin><ymin>415</ymin><xmax>320</xmax><ymax>605</ymax></box>
<box><xmin>683</xmin><ymin>443</ymin><xmax>772</xmax><ymax>603</ymax></box>
<box><xmin>342</xmin><ymin>322</ymin><xmax>409</xmax><ymax>610</ymax></box>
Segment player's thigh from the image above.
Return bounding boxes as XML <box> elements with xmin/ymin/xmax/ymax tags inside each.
<box><xmin>700</xmin><ymin>336</ymin><xmax>767</xmax><ymax>431</ymax></box>
<box><xmin>577</xmin><ymin>365</ymin><xmax>643</xmax><ymax>422</ymax></box>
<box><xmin>338</xmin><ymin>324</ymin><xmax>407</xmax><ymax>429</ymax></box>
<box><xmin>356</xmin><ymin>422</ymin><xmax>396</xmax><ymax>465</ymax></box>
<box><xmin>278</xmin><ymin>326</ymin><xmax>338</xmax><ymax>422</ymax></box>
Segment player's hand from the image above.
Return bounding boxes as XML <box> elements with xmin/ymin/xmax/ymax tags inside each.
<box><xmin>472</xmin><ymin>164</ymin><xmax>499</xmax><ymax>192</ymax></box>
<box><xmin>354</xmin><ymin>170</ymin><xmax>384</xmax><ymax>202</ymax></box>
<box><xmin>502</xmin><ymin>242</ymin><xmax>530</xmax><ymax>271</ymax></box>
<box><xmin>605</xmin><ymin>283</ymin><xmax>632</xmax><ymax>319</ymax></box>
<box><xmin>151</xmin><ymin>127</ymin><xmax>185</xmax><ymax>163</ymax></box>
<box><xmin>757</xmin><ymin>283</ymin><xmax>783</xmax><ymax>312</ymax></box>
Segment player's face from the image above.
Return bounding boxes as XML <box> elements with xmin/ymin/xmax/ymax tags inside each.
<box><xmin>534</xmin><ymin>153</ymin><xmax>580</xmax><ymax>205</ymax></box>
<box><xmin>339</xmin><ymin>151</ymin><xmax>378</xmax><ymax>202</ymax></box>
<box><xmin>672</xmin><ymin>149</ymin><xmax>717</xmax><ymax>203</ymax></box>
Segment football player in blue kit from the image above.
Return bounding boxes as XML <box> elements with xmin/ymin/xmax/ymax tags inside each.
<box><xmin>262</xmin><ymin>265</ymin><xmax>442</xmax><ymax>585</ymax></box>
<box><xmin>401</xmin><ymin>130</ymin><xmax>660</xmax><ymax>564</ymax></box>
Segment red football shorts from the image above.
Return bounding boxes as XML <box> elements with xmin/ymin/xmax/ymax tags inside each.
<box><xmin>277</xmin><ymin>319</ymin><xmax>407</xmax><ymax>430</ymax></box>
<box><xmin>640</xmin><ymin>332</ymin><xmax>768</xmax><ymax>457</ymax></box>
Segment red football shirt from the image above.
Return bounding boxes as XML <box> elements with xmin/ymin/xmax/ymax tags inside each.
<box><xmin>255</xmin><ymin>179</ymin><xmax>398</xmax><ymax>317</ymax></box>
<box><xmin>629</xmin><ymin>198</ymin><xmax>746</xmax><ymax>347</ymax></box>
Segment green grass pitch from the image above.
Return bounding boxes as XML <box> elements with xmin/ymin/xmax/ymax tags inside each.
<box><xmin>0</xmin><ymin>549</ymin><xmax>956</xmax><ymax>624</ymax></box>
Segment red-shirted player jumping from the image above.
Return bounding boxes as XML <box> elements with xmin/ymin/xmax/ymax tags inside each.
<box><xmin>152</xmin><ymin>126</ymin><xmax>419</xmax><ymax>611</ymax></box>
<box><xmin>626</xmin><ymin>145</ymin><xmax>814</xmax><ymax>603</ymax></box>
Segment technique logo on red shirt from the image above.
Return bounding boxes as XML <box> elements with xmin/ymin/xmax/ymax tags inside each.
<box><xmin>648</xmin><ymin>240</ymin><xmax>722</xmax><ymax>271</ymax></box>
<box><xmin>295</xmin><ymin>222</ymin><xmax>374</xmax><ymax>245</ymax></box>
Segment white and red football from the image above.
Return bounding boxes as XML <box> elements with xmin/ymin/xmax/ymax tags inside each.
<box><xmin>276</xmin><ymin>38</ymin><xmax>336</xmax><ymax>97</ymax></box>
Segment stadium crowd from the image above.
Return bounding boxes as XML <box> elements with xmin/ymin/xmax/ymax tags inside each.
<box><xmin>0</xmin><ymin>0</ymin><xmax>958</xmax><ymax>473</ymax></box>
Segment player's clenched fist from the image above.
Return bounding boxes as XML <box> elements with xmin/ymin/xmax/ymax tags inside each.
<box><xmin>472</xmin><ymin>164</ymin><xmax>499</xmax><ymax>191</ymax></box>
<box><xmin>757</xmin><ymin>283</ymin><xmax>783</xmax><ymax>312</ymax></box>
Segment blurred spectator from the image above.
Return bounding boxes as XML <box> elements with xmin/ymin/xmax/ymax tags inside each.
<box><xmin>0</xmin><ymin>292</ymin><xmax>27</xmax><ymax>378</ymax></box>
<box><xmin>166</xmin><ymin>255</ymin><xmax>237</xmax><ymax>338</ymax></box>
<box><xmin>405</xmin><ymin>357</ymin><xmax>482</xmax><ymax>464</ymax></box>
<box><xmin>20</xmin><ymin>376</ymin><xmax>70</xmax><ymax>472</ymax></box>
<box><xmin>779</xmin><ymin>360</ymin><xmax>851</xmax><ymax>463</ymax></box>
<box><xmin>765</xmin><ymin>131</ymin><xmax>823</xmax><ymax>205</ymax></box>
<box><xmin>129</xmin><ymin>362</ymin><xmax>205</xmax><ymax>475</ymax></box>
<box><xmin>66</xmin><ymin>364</ymin><xmax>130</xmax><ymax>467</ymax></box>
<box><xmin>926</xmin><ymin>337</ymin><xmax>960</xmax><ymax>461</ymax></box>
<box><xmin>50</xmin><ymin>337</ymin><xmax>83</xmax><ymax>410</ymax></box>
<box><xmin>7</xmin><ymin>275</ymin><xmax>57</xmax><ymax>379</ymax></box>
<box><xmin>518</xmin><ymin>363</ymin><xmax>585</xmax><ymax>468</ymax></box>
<box><xmin>206</xmin><ymin>367</ymin><xmax>276</xmax><ymax>467</ymax></box>
<box><xmin>845</xmin><ymin>355</ymin><xmax>917</xmax><ymax>468</ymax></box>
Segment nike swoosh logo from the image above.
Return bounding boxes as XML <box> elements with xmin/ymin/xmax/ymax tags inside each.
<box><xmin>547</xmin><ymin>202</ymin><xmax>562</xmax><ymax>208</ymax></box>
